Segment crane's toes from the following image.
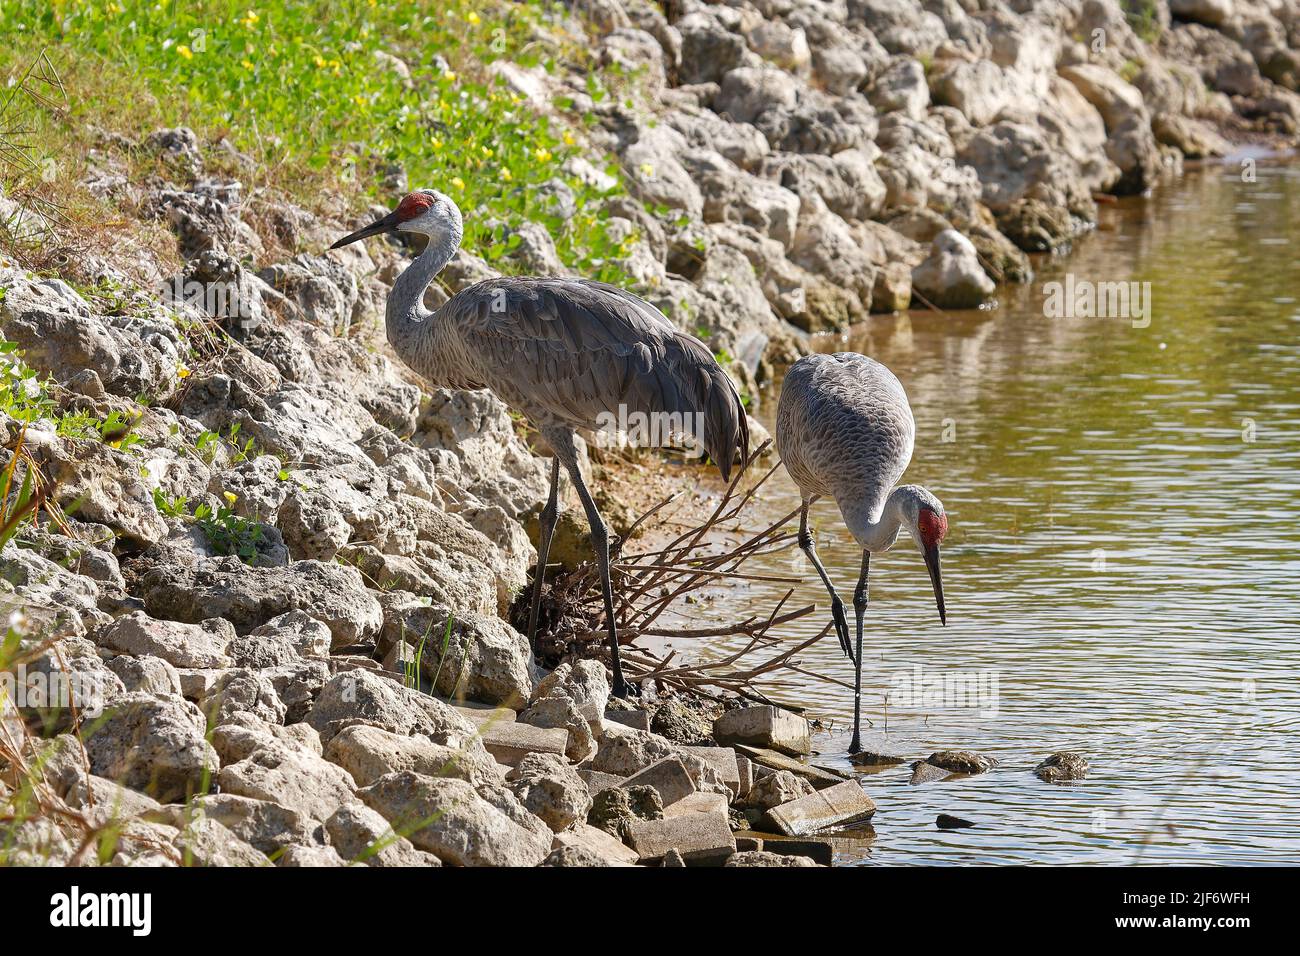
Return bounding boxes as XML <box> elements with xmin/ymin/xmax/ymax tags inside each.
<box><xmin>830</xmin><ymin>604</ymin><xmax>854</xmax><ymax>663</ymax></box>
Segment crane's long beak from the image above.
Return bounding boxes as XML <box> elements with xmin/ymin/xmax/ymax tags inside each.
<box><xmin>330</xmin><ymin>210</ymin><xmax>400</xmax><ymax>249</ymax></box>
<box><xmin>924</xmin><ymin>544</ymin><xmax>946</xmax><ymax>625</ymax></box>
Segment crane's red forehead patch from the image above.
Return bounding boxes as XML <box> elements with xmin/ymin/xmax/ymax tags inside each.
<box><xmin>918</xmin><ymin>508</ymin><xmax>948</xmax><ymax>547</ymax></box>
<box><xmin>395</xmin><ymin>192</ymin><xmax>435</xmax><ymax>221</ymax></box>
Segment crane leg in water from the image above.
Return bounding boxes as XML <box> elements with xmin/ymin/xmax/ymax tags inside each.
<box><xmin>850</xmin><ymin>551</ymin><xmax>870</xmax><ymax>754</ymax></box>
<box><xmin>546</xmin><ymin>427</ymin><xmax>627</xmax><ymax>699</ymax></box>
<box><xmin>526</xmin><ymin>458</ymin><xmax>561</xmax><ymax>651</ymax></box>
<box><xmin>798</xmin><ymin>500</ymin><xmax>854</xmax><ymax>663</ymax></box>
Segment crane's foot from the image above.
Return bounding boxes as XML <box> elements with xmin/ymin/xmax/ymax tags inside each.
<box><xmin>831</xmin><ymin>598</ymin><xmax>854</xmax><ymax>664</ymax></box>
<box><xmin>848</xmin><ymin>729</ymin><xmax>862</xmax><ymax>755</ymax></box>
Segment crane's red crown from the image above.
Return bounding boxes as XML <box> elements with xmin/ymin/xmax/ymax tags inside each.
<box><xmin>395</xmin><ymin>191</ymin><xmax>435</xmax><ymax>221</ymax></box>
<box><xmin>918</xmin><ymin>508</ymin><xmax>947</xmax><ymax>548</ymax></box>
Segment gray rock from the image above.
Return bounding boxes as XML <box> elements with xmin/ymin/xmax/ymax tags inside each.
<box><xmin>739</xmin><ymin>769</ymin><xmax>815</xmax><ymax>812</ymax></box>
<box><xmin>323</xmin><ymin>723</ymin><xmax>497</xmax><ymax>787</ymax></box>
<box><xmin>379</xmin><ymin>602</ymin><xmax>534</xmax><ymax>706</ymax></box>
<box><xmin>306</xmin><ymin>668</ymin><xmax>479</xmax><ymax>749</ymax></box>
<box><xmin>217</xmin><ymin>733</ymin><xmax>358</xmax><ymax>825</ymax></box>
<box><xmin>1034</xmin><ymin>752</ymin><xmax>1090</xmax><ymax>783</ymax></box>
<box><xmin>506</xmin><ymin>752</ymin><xmax>593</xmax><ymax>832</ymax></box>
<box><xmin>249</xmin><ymin>610</ymin><xmax>332</xmax><ymax>657</ymax></box>
<box><xmin>190</xmin><ymin>793</ymin><xmax>318</xmax><ymax>854</ymax></box>
<box><xmin>540</xmin><ymin>845</ymin><xmax>610</xmax><ymax>866</ymax></box>
<box><xmin>359</xmin><ymin>772</ymin><xmax>551</xmax><ymax>866</ymax></box>
<box><xmin>725</xmin><ymin>850</ymin><xmax>819</xmax><ymax>867</ymax></box>
<box><xmin>324</xmin><ymin>803</ymin><xmax>441</xmax><ymax>866</ymax></box>
<box><xmin>518</xmin><ymin>693</ymin><xmax>595</xmax><ymax>762</ymax></box>
<box><xmin>139</xmin><ymin>558</ymin><xmax>383</xmax><ymax>649</ymax></box>
<box><xmin>911</xmin><ymin>229</ymin><xmax>995</xmax><ymax>309</ymax></box>
<box><xmin>926</xmin><ymin>750</ymin><xmax>1000</xmax><ymax>774</ymax></box>
<box><xmin>97</xmin><ymin>611</ymin><xmax>235</xmax><ymax>669</ymax></box>
<box><xmin>84</xmin><ymin>692</ymin><xmax>218</xmax><ymax>803</ymax></box>
<box><xmin>587</xmin><ymin>785</ymin><xmax>664</xmax><ymax>838</ymax></box>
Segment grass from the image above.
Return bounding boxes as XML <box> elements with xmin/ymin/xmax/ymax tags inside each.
<box><xmin>0</xmin><ymin>0</ymin><xmax>637</xmax><ymax>283</ymax></box>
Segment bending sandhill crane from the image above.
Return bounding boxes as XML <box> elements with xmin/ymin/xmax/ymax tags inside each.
<box><xmin>331</xmin><ymin>190</ymin><xmax>748</xmax><ymax>698</ymax></box>
<box><xmin>776</xmin><ymin>352</ymin><xmax>948</xmax><ymax>753</ymax></box>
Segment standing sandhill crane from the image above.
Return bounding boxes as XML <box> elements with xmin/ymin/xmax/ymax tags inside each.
<box><xmin>776</xmin><ymin>352</ymin><xmax>948</xmax><ymax>753</ymax></box>
<box><xmin>331</xmin><ymin>190</ymin><xmax>748</xmax><ymax>698</ymax></box>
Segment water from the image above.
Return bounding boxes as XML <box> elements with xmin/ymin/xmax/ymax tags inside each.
<box><xmin>678</xmin><ymin>158</ymin><xmax>1300</xmax><ymax>865</ymax></box>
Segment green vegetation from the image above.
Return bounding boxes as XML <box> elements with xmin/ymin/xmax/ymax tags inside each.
<box><xmin>1123</xmin><ymin>0</ymin><xmax>1163</xmax><ymax>43</ymax></box>
<box><xmin>1</xmin><ymin>338</ymin><xmax>142</xmax><ymax>448</ymax></box>
<box><xmin>152</xmin><ymin>488</ymin><xmax>266</xmax><ymax>563</ymax></box>
<box><xmin>0</xmin><ymin>1</ymin><xmax>634</xmax><ymax>281</ymax></box>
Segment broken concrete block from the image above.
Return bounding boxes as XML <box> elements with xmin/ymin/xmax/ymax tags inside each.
<box><xmin>713</xmin><ymin>706</ymin><xmax>810</xmax><ymax>756</ymax></box>
<box><xmin>759</xmin><ymin>780</ymin><xmax>876</xmax><ymax>836</ymax></box>
<box><xmin>681</xmin><ymin>746</ymin><xmax>740</xmax><ymax>795</ymax></box>
<box><xmin>736</xmin><ymin>755</ymin><xmax>753</xmax><ymax>796</ymax></box>
<box><xmin>480</xmin><ymin>722</ymin><xmax>568</xmax><ymax>767</ymax></box>
<box><xmin>623</xmin><ymin>756</ymin><xmax>696</xmax><ymax>808</ymax></box>
<box><xmin>625</xmin><ymin>812</ymin><xmax>737</xmax><ymax>863</ymax></box>
<box><xmin>604</xmin><ymin>707</ymin><xmax>651</xmax><ymax>732</ymax></box>
<box><xmin>759</xmin><ymin>836</ymin><xmax>834</xmax><ymax>865</ymax></box>
<box><xmin>734</xmin><ymin>745</ymin><xmax>849</xmax><ymax>789</ymax></box>
<box><xmin>664</xmin><ymin>791</ymin><xmax>729</xmax><ymax>819</ymax></box>
<box><xmin>552</xmin><ymin>823</ymin><xmax>639</xmax><ymax>865</ymax></box>
<box><xmin>577</xmin><ymin>769</ymin><xmax>625</xmax><ymax>794</ymax></box>
<box><xmin>454</xmin><ymin>702</ymin><xmax>516</xmax><ymax>729</ymax></box>
<box><xmin>908</xmin><ymin>760</ymin><xmax>953</xmax><ymax>785</ymax></box>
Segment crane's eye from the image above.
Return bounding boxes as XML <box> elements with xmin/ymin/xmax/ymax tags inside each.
<box><xmin>918</xmin><ymin>508</ymin><xmax>948</xmax><ymax>546</ymax></box>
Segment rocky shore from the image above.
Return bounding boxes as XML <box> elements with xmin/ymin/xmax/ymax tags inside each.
<box><xmin>1</xmin><ymin>0</ymin><xmax>1296</xmax><ymax>866</ymax></box>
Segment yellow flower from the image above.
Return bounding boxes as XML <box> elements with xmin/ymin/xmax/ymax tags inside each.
<box><xmin>450</xmin><ymin>176</ymin><xmax>466</xmax><ymax>190</ymax></box>
<box><xmin>106</xmin><ymin>2</ymin><xmax>122</xmax><ymax>14</ymax></box>
<box><xmin>562</xmin><ymin>131</ymin><xmax>576</xmax><ymax>146</ymax></box>
<box><xmin>467</xmin><ymin>11</ymin><xmax>480</xmax><ymax>24</ymax></box>
<box><xmin>445</xmin><ymin>71</ymin><xmax>457</xmax><ymax>82</ymax></box>
<box><xmin>501</xmin><ymin>169</ymin><xmax>512</xmax><ymax>181</ymax></box>
<box><xmin>239</xmin><ymin>10</ymin><xmax>259</xmax><ymax>28</ymax></box>
<box><xmin>480</xmin><ymin>145</ymin><xmax>493</xmax><ymax>157</ymax></box>
<box><xmin>177</xmin><ymin>364</ymin><xmax>191</xmax><ymax>379</ymax></box>
<box><xmin>176</xmin><ymin>45</ymin><xmax>193</xmax><ymax>59</ymax></box>
<box><xmin>431</xmin><ymin>137</ymin><xmax>443</xmax><ymax>149</ymax></box>
<box><xmin>534</xmin><ymin>147</ymin><xmax>552</xmax><ymax>163</ymax></box>
<box><xmin>314</xmin><ymin>54</ymin><xmax>327</xmax><ymax>69</ymax></box>
<box><xmin>241</xmin><ymin>59</ymin><xmax>254</xmax><ymax>70</ymax></box>
<box><xmin>353</xmin><ymin>94</ymin><xmax>367</xmax><ymax>108</ymax></box>
<box><xmin>223</xmin><ymin>491</ymin><xmax>239</xmax><ymax>506</ymax></box>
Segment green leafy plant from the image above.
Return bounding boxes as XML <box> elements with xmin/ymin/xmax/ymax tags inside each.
<box><xmin>193</xmin><ymin>500</ymin><xmax>264</xmax><ymax>564</ymax></box>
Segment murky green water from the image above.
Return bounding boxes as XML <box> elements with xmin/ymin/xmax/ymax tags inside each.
<box><xmin>681</xmin><ymin>157</ymin><xmax>1300</xmax><ymax>865</ymax></box>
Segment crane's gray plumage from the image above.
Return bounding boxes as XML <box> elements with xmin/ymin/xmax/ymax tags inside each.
<box><xmin>430</xmin><ymin>278</ymin><xmax>748</xmax><ymax>479</ymax></box>
<box><xmin>776</xmin><ymin>352</ymin><xmax>948</xmax><ymax>754</ymax></box>
<box><xmin>778</xmin><ymin>352</ymin><xmax>915</xmax><ymax>536</ymax></box>
<box><xmin>332</xmin><ymin>189</ymin><xmax>748</xmax><ymax>698</ymax></box>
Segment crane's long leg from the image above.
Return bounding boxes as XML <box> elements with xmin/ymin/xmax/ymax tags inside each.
<box><xmin>526</xmin><ymin>457</ymin><xmax>561</xmax><ymax>651</ymax></box>
<box><xmin>546</xmin><ymin>427</ymin><xmax>627</xmax><ymax>699</ymax></box>
<box><xmin>798</xmin><ymin>500</ymin><xmax>854</xmax><ymax>664</ymax></box>
<box><xmin>849</xmin><ymin>551</ymin><xmax>870</xmax><ymax>754</ymax></box>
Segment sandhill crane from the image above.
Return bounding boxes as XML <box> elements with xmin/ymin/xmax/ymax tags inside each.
<box><xmin>331</xmin><ymin>189</ymin><xmax>749</xmax><ymax>698</ymax></box>
<box><xmin>776</xmin><ymin>352</ymin><xmax>948</xmax><ymax>753</ymax></box>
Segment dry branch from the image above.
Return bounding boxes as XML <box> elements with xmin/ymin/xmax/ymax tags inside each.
<box><xmin>519</xmin><ymin>441</ymin><xmax>840</xmax><ymax>700</ymax></box>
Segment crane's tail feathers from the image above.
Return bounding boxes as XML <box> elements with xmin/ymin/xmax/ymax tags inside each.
<box><xmin>696</xmin><ymin>359</ymin><xmax>749</xmax><ymax>484</ymax></box>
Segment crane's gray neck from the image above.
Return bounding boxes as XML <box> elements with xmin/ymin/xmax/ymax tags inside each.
<box><xmin>386</xmin><ymin>229</ymin><xmax>459</xmax><ymax>360</ymax></box>
<box><xmin>843</xmin><ymin>486</ymin><xmax>916</xmax><ymax>553</ymax></box>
